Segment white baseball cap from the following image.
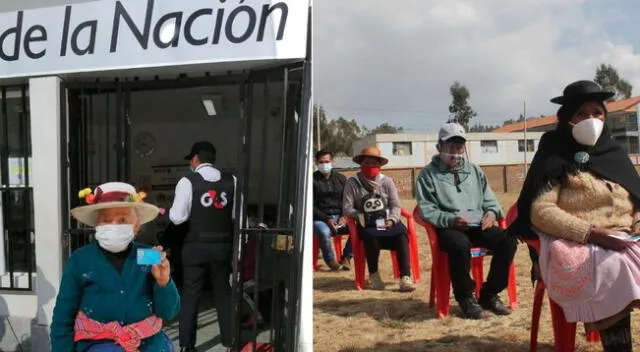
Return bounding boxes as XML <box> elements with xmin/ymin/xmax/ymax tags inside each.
<box><xmin>438</xmin><ymin>122</ymin><xmax>467</xmax><ymax>142</ymax></box>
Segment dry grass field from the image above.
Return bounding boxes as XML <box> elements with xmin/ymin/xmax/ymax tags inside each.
<box><xmin>313</xmin><ymin>194</ymin><xmax>640</xmax><ymax>352</ymax></box>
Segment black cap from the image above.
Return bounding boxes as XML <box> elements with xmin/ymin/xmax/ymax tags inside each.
<box><xmin>184</xmin><ymin>141</ymin><xmax>216</xmax><ymax>160</ymax></box>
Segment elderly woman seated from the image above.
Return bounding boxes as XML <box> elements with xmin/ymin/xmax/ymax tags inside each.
<box><xmin>50</xmin><ymin>182</ymin><xmax>180</xmax><ymax>352</ymax></box>
<box><xmin>342</xmin><ymin>146</ymin><xmax>415</xmax><ymax>292</ymax></box>
<box><xmin>510</xmin><ymin>80</ymin><xmax>640</xmax><ymax>352</ymax></box>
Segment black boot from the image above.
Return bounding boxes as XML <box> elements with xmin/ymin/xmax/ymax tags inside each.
<box><xmin>478</xmin><ymin>290</ymin><xmax>511</xmax><ymax>316</ymax></box>
<box><xmin>457</xmin><ymin>296</ymin><xmax>483</xmax><ymax>319</ymax></box>
<box><xmin>180</xmin><ymin>347</ymin><xmax>197</xmax><ymax>352</ymax></box>
<box><xmin>600</xmin><ymin>314</ymin><xmax>632</xmax><ymax>352</ymax></box>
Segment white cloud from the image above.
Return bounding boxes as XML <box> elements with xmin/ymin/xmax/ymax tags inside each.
<box><xmin>313</xmin><ymin>0</ymin><xmax>640</xmax><ymax>131</ymax></box>
<box><xmin>428</xmin><ymin>2</ymin><xmax>482</xmax><ymax>26</ymax></box>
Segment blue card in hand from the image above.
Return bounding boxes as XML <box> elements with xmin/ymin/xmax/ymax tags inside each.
<box><xmin>137</xmin><ymin>248</ymin><xmax>162</xmax><ymax>266</ymax></box>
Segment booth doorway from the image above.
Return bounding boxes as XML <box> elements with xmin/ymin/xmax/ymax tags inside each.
<box><xmin>59</xmin><ymin>63</ymin><xmax>310</xmax><ymax>351</ymax></box>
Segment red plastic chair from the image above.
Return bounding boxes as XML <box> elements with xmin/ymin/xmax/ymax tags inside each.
<box><xmin>347</xmin><ymin>208</ymin><xmax>421</xmax><ymax>290</ymax></box>
<box><xmin>504</xmin><ymin>205</ymin><xmax>600</xmax><ymax>352</ymax></box>
<box><xmin>313</xmin><ymin>234</ymin><xmax>349</xmax><ymax>271</ymax></box>
<box><xmin>413</xmin><ymin>206</ymin><xmax>517</xmax><ymax>319</ymax></box>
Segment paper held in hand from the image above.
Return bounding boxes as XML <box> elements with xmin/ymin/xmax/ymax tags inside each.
<box><xmin>609</xmin><ymin>232</ymin><xmax>640</xmax><ymax>242</ymax></box>
<box><xmin>458</xmin><ymin>209</ymin><xmax>482</xmax><ymax>225</ymax></box>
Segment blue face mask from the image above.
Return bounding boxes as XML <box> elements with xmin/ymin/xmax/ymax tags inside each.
<box><xmin>317</xmin><ymin>163</ymin><xmax>333</xmax><ymax>175</ymax></box>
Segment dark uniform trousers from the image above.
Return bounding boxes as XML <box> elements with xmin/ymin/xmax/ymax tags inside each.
<box><xmin>179</xmin><ymin>241</ymin><xmax>233</xmax><ymax>347</ymax></box>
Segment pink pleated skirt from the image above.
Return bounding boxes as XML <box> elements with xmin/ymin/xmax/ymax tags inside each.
<box><xmin>538</xmin><ymin>232</ymin><xmax>640</xmax><ymax>325</ymax></box>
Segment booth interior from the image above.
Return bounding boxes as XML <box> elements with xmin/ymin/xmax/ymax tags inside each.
<box><xmin>64</xmin><ymin>75</ymin><xmax>291</xmax><ymax>245</ymax></box>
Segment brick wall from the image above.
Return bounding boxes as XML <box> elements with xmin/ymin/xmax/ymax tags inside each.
<box><xmin>341</xmin><ymin>169</ymin><xmax>417</xmax><ymax>198</ymax></box>
<box><xmin>338</xmin><ymin>158</ymin><xmax>640</xmax><ymax>197</ymax></box>
<box><xmin>338</xmin><ymin>164</ymin><xmax>539</xmax><ymax>197</ymax></box>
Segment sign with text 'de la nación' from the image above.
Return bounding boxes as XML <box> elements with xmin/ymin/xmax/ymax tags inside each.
<box><xmin>0</xmin><ymin>0</ymin><xmax>309</xmax><ymax>79</ymax></box>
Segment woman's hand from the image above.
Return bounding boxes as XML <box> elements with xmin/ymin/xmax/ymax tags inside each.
<box><xmin>151</xmin><ymin>246</ymin><xmax>171</xmax><ymax>287</ymax></box>
<box><xmin>588</xmin><ymin>228</ymin><xmax>630</xmax><ymax>251</ymax></box>
<box><xmin>385</xmin><ymin>220</ymin><xmax>395</xmax><ymax>228</ymax></box>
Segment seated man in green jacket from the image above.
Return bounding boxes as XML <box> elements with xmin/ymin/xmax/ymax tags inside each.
<box><xmin>416</xmin><ymin>122</ymin><xmax>516</xmax><ymax>319</ymax></box>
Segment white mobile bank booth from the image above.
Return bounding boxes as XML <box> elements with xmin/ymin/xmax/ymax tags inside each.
<box><xmin>0</xmin><ymin>0</ymin><xmax>313</xmax><ymax>351</ymax></box>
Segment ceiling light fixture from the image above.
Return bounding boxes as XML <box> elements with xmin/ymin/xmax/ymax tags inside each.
<box><xmin>201</xmin><ymin>94</ymin><xmax>224</xmax><ymax>117</ymax></box>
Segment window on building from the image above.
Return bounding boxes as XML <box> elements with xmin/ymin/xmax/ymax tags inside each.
<box><xmin>518</xmin><ymin>139</ymin><xmax>535</xmax><ymax>152</ymax></box>
<box><xmin>0</xmin><ymin>87</ymin><xmax>34</xmax><ymax>290</ymax></box>
<box><xmin>629</xmin><ymin>136</ymin><xmax>639</xmax><ymax>154</ymax></box>
<box><xmin>392</xmin><ymin>142</ymin><xmax>412</xmax><ymax>156</ymax></box>
<box><xmin>480</xmin><ymin>140</ymin><xmax>498</xmax><ymax>153</ymax></box>
<box><xmin>609</xmin><ymin>113</ymin><xmax>638</xmax><ymax>133</ymax></box>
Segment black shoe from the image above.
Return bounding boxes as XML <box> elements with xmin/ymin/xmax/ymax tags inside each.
<box><xmin>340</xmin><ymin>257</ymin><xmax>352</xmax><ymax>271</ymax></box>
<box><xmin>478</xmin><ymin>292</ymin><xmax>512</xmax><ymax>316</ymax></box>
<box><xmin>458</xmin><ymin>296</ymin><xmax>483</xmax><ymax>319</ymax></box>
<box><xmin>180</xmin><ymin>347</ymin><xmax>197</xmax><ymax>352</ymax></box>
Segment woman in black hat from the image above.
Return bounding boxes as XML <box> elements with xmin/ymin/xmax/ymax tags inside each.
<box><xmin>509</xmin><ymin>80</ymin><xmax>640</xmax><ymax>351</ymax></box>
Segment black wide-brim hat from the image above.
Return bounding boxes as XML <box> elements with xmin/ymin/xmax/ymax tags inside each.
<box><xmin>550</xmin><ymin>80</ymin><xmax>615</xmax><ymax>105</ymax></box>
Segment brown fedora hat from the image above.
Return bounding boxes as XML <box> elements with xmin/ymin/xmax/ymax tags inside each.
<box><xmin>352</xmin><ymin>146</ymin><xmax>389</xmax><ymax>166</ymax></box>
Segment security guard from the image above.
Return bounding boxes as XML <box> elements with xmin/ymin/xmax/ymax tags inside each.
<box><xmin>169</xmin><ymin>141</ymin><xmax>236</xmax><ymax>351</ymax></box>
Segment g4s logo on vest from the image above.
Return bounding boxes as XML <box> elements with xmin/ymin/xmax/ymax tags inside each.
<box><xmin>200</xmin><ymin>190</ymin><xmax>228</xmax><ymax>209</ymax></box>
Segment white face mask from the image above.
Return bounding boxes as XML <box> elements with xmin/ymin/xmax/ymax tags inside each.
<box><xmin>317</xmin><ymin>162</ymin><xmax>332</xmax><ymax>175</ymax></box>
<box><xmin>570</xmin><ymin>118</ymin><xmax>604</xmax><ymax>146</ymax></box>
<box><xmin>95</xmin><ymin>224</ymin><xmax>135</xmax><ymax>253</ymax></box>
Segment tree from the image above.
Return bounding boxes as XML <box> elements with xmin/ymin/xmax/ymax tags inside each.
<box><xmin>329</xmin><ymin>117</ymin><xmax>367</xmax><ymax>156</ymax></box>
<box><xmin>502</xmin><ymin>114</ymin><xmax>525</xmax><ymax>126</ymax></box>
<box><xmin>312</xmin><ymin>105</ymin><xmax>366</xmax><ymax>156</ymax></box>
<box><xmin>448</xmin><ymin>81</ymin><xmax>477</xmax><ymax>130</ymax></box>
<box><xmin>313</xmin><ymin>105</ymin><xmax>403</xmax><ymax>156</ymax></box>
<box><xmin>366</xmin><ymin>123</ymin><xmax>403</xmax><ymax>135</ymax></box>
<box><xmin>468</xmin><ymin>124</ymin><xmax>499</xmax><ymax>132</ymax></box>
<box><xmin>594</xmin><ymin>63</ymin><xmax>633</xmax><ymax>100</ymax></box>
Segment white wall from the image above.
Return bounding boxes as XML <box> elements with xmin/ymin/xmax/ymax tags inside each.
<box><xmin>0</xmin><ymin>77</ymin><xmax>66</xmax><ymax>323</ymax></box>
<box><xmin>367</xmin><ymin>132</ymin><xmax>544</xmax><ymax>167</ymax></box>
<box><xmin>378</xmin><ymin>141</ymin><xmax>426</xmax><ymax>168</ymax></box>
<box><xmin>30</xmin><ymin>77</ymin><xmax>64</xmax><ymax>329</ymax></box>
<box><xmin>0</xmin><ymin>293</ymin><xmax>37</xmax><ymax>317</ymax></box>
<box><xmin>466</xmin><ymin>138</ymin><xmax>540</xmax><ymax>165</ymax></box>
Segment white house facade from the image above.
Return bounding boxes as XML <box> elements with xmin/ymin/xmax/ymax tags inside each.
<box><xmin>353</xmin><ymin>132</ymin><xmax>545</xmax><ymax>168</ymax></box>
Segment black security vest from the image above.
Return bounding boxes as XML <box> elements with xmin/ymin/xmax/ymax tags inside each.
<box><xmin>184</xmin><ymin>172</ymin><xmax>235</xmax><ymax>243</ymax></box>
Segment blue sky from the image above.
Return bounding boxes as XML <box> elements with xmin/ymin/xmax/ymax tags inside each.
<box><xmin>313</xmin><ymin>0</ymin><xmax>640</xmax><ymax>132</ymax></box>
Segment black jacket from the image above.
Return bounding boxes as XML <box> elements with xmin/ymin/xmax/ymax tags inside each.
<box><xmin>313</xmin><ymin>170</ymin><xmax>347</xmax><ymax>221</ymax></box>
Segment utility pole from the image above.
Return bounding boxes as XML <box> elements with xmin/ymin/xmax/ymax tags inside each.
<box><xmin>315</xmin><ymin>106</ymin><xmax>321</xmax><ymax>151</ymax></box>
<box><xmin>523</xmin><ymin>100</ymin><xmax>528</xmax><ymax>175</ymax></box>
